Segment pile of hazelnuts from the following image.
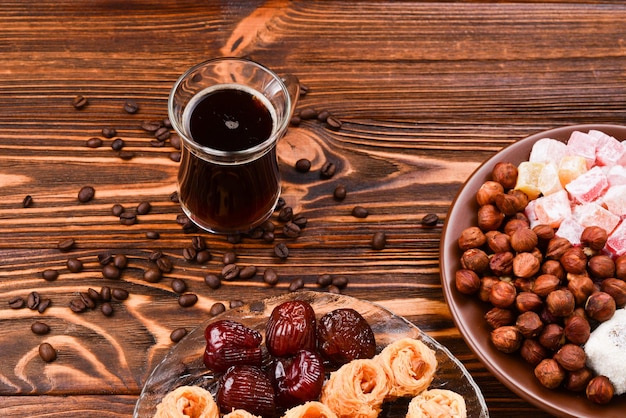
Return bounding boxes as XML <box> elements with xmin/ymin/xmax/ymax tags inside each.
<box><xmin>455</xmin><ymin>161</ymin><xmax>626</xmax><ymax>405</ymax></box>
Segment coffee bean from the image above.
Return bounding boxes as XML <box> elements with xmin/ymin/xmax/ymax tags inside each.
<box><xmin>182</xmin><ymin>246</ymin><xmax>197</xmax><ymax>262</ymax></box>
<box><xmin>170</xmin><ymin>327</ymin><xmax>187</xmax><ymax>343</ymax></box>
<box><xmin>143</xmin><ymin>267</ymin><xmax>162</xmax><ymax>283</ymax></box>
<box><xmin>351</xmin><ymin>206</ymin><xmax>369</xmax><ymax>218</ymax></box>
<box><xmin>178</xmin><ymin>293</ymin><xmax>198</xmax><ymax>308</ymax></box>
<box><xmin>39</xmin><ymin>342</ymin><xmax>57</xmax><ymax>362</ymax></box>
<box><xmin>156</xmin><ymin>256</ymin><xmax>173</xmax><ymax>273</ymax></box>
<box><xmin>196</xmin><ymin>250</ymin><xmax>211</xmax><ymax>264</ymax></box>
<box><xmin>190</xmin><ymin>236</ymin><xmax>206</xmax><ymax>251</ymax></box>
<box><xmin>248</xmin><ymin>226</ymin><xmax>264</xmax><ymax>239</ymax></box>
<box><xmin>221</xmin><ymin>264</ymin><xmax>240</xmax><ymax>281</ymax></box>
<box><xmin>294</xmin><ymin>214</ymin><xmax>309</xmax><ymax>229</ymax></box>
<box><xmin>27</xmin><ymin>291</ymin><xmax>41</xmax><ymax>310</ymax></box>
<box><xmin>100</xmin><ymin>286</ymin><xmax>111</xmax><ymax>302</ymax></box>
<box><xmin>230</xmin><ymin>299</ymin><xmax>244</xmax><ymax>309</ymax></box>
<box><xmin>421</xmin><ymin>213</ymin><xmax>440</xmax><ymax>227</ymax></box>
<box><xmin>37</xmin><ymin>298</ymin><xmax>51</xmax><ymax>313</ymax></box>
<box><xmin>113</xmin><ymin>254</ymin><xmax>128</xmax><ymax>269</ymax></box>
<box><xmin>317</xmin><ymin>110</ymin><xmax>331</xmax><ymax>122</ymax></box>
<box><xmin>154</xmin><ymin>127</ymin><xmax>171</xmax><ymax>142</ymax></box>
<box><xmin>88</xmin><ymin>288</ymin><xmax>101</xmax><ymax>301</ymax></box>
<box><xmin>22</xmin><ymin>194</ymin><xmax>33</xmax><ymax>208</ymax></box>
<box><xmin>31</xmin><ymin>321</ymin><xmax>50</xmax><ymax>335</ymax></box>
<box><xmin>332</xmin><ymin>275</ymin><xmax>349</xmax><ymax>289</ymax></box>
<box><xmin>123</xmin><ymin>99</ymin><xmax>139</xmax><ymax>114</ymax></box>
<box><xmin>111</xmin><ymin>204</ymin><xmax>124</xmax><ymax>217</ymax></box>
<box><xmin>204</xmin><ymin>273</ymin><xmax>221</xmax><ymax>289</ymax></box>
<box><xmin>333</xmin><ymin>185</ymin><xmax>347</xmax><ymax>201</ymax></box>
<box><xmin>66</xmin><ymin>258</ymin><xmax>83</xmax><ymax>273</ymax></box>
<box><xmin>299</xmin><ymin>107</ymin><xmax>318</xmax><ymax>120</ymax></box>
<box><xmin>326</xmin><ymin>116</ymin><xmax>342</xmax><ymax>131</ymax></box>
<box><xmin>69</xmin><ymin>298</ymin><xmax>87</xmax><ymax>313</ymax></box>
<box><xmin>42</xmin><ymin>269</ymin><xmax>59</xmax><ymax>282</ymax></box>
<box><xmin>58</xmin><ymin>238</ymin><xmax>75</xmax><ymax>252</ymax></box>
<box><xmin>295</xmin><ymin>158</ymin><xmax>311</xmax><ymax>173</ymax></box>
<box><xmin>72</xmin><ymin>95</ymin><xmax>88</xmax><ymax>110</ymax></box>
<box><xmin>80</xmin><ymin>292</ymin><xmax>96</xmax><ymax>309</ymax></box>
<box><xmin>239</xmin><ymin>265</ymin><xmax>257</xmax><ymax>280</ymax></box>
<box><xmin>169</xmin><ymin>152</ymin><xmax>181</xmax><ymax>162</ymax></box>
<box><xmin>102</xmin><ymin>264</ymin><xmax>121</xmax><ymax>280</ymax></box>
<box><xmin>118</xmin><ymin>150</ymin><xmax>135</xmax><ymax>160</ymax></box>
<box><xmin>289</xmin><ymin>277</ymin><xmax>305</xmax><ymax>292</ymax></box>
<box><xmin>98</xmin><ymin>251</ymin><xmax>113</xmax><ymax>265</ymax></box>
<box><xmin>171</xmin><ymin>278</ymin><xmax>187</xmax><ymax>294</ymax></box>
<box><xmin>146</xmin><ymin>231</ymin><xmax>160</xmax><ymax>240</ymax></box>
<box><xmin>274</xmin><ymin>242</ymin><xmax>289</xmax><ymax>259</ymax></box>
<box><xmin>9</xmin><ymin>296</ymin><xmax>25</xmax><ymax>309</ymax></box>
<box><xmin>210</xmin><ymin>302</ymin><xmax>226</xmax><ymax>316</ymax></box>
<box><xmin>263</xmin><ymin>231</ymin><xmax>275</xmax><ymax>243</ymax></box>
<box><xmin>101</xmin><ymin>127</ymin><xmax>117</xmax><ymax>138</ymax></box>
<box><xmin>141</xmin><ymin>120</ymin><xmax>162</xmax><ymax>132</ymax></box>
<box><xmin>86</xmin><ymin>137</ymin><xmax>102</xmax><ymax>148</ymax></box>
<box><xmin>328</xmin><ymin>285</ymin><xmax>341</xmax><ymax>294</ymax></box>
<box><xmin>278</xmin><ymin>206</ymin><xmax>293</xmax><ymax>222</ymax></box>
<box><xmin>263</xmin><ymin>268</ymin><xmax>279</xmax><ymax>286</ymax></box>
<box><xmin>162</xmin><ymin>118</ymin><xmax>172</xmax><ymax>129</ymax></box>
<box><xmin>316</xmin><ymin>274</ymin><xmax>333</xmax><ymax>287</ymax></box>
<box><xmin>283</xmin><ymin>222</ymin><xmax>301</xmax><ymax>238</ymax></box>
<box><xmin>261</xmin><ymin>220</ymin><xmax>275</xmax><ymax>232</ymax></box>
<box><xmin>119</xmin><ymin>212</ymin><xmax>137</xmax><ymax>225</ymax></box>
<box><xmin>299</xmin><ymin>83</ymin><xmax>310</xmax><ymax>96</ymax></box>
<box><xmin>78</xmin><ymin>186</ymin><xmax>95</xmax><ymax>203</ymax></box>
<box><xmin>111</xmin><ymin>137</ymin><xmax>125</xmax><ymax>151</ymax></box>
<box><xmin>111</xmin><ymin>287</ymin><xmax>129</xmax><ymax>300</ymax></box>
<box><xmin>290</xmin><ymin>115</ymin><xmax>301</xmax><ymax>126</ymax></box>
<box><xmin>136</xmin><ymin>201</ymin><xmax>151</xmax><ymax>215</ymax></box>
<box><xmin>371</xmin><ymin>231</ymin><xmax>387</xmax><ymax>250</ymax></box>
<box><xmin>222</xmin><ymin>251</ymin><xmax>237</xmax><ymax>265</ymax></box>
<box><xmin>169</xmin><ymin>191</ymin><xmax>179</xmax><ymax>203</ymax></box>
<box><xmin>170</xmin><ymin>134</ymin><xmax>181</xmax><ymax>150</ymax></box>
<box><xmin>101</xmin><ymin>302</ymin><xmax>113</xmax><ymax>317</ymax></box>
<box><xmin>148</xmin><ymin>250</ymin><xmax>164</xmax><ymax>262</ymax></box>
<box><xmin>149</xmin><ymin>138</ymin><xmax>165</xmax><ymax>148</ymax></box>
<box><xmin>320</xmin><ymin>161</ymin><xmax>336</xmax><ymax>179</ymax></box>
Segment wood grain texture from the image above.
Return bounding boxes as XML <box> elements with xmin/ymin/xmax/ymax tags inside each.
<box><xmin>2</xmin><ymin>0</ymin><xmax>626</xmax><ymax>416</ymax></box>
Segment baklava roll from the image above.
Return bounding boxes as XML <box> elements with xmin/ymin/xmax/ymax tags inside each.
<box><xmin>406</xmin><ymin>389</ymin><xmax>467</xmax><ymax>418</ymax></box>
<box><xmin>223</xmin><ymin>409</ymin><xmax>261</xmax><ymax>418</ymax></box>
<box><xmin>154</xmin><ymin>385</ymin><xmax>219</xmax><ymax>418</ymax></box>
<box><xmin>281</xmin><ymin>401</ymin><xmax>338</xmax><ymax>418</ymax></box>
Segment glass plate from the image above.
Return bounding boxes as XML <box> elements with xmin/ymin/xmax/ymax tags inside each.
<box><xmin>134</xmin><ymin>290</ymin><xmax>489</xmax><ymax>417</ymax></box>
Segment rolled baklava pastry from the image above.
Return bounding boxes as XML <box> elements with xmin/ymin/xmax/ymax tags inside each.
<box><xmin>281</xmin><ymin>401</ymin><xmax>338</xmax><ymax>418</ymax></box>
<box><xmin>223</xmin><ymin>409</ymin><xmax>261</xmax><ymax>418</ymax></box>
<box><xmin>406</xmin><ymin>389</ymin><xmax>467</xmax><ymax>418</ymax></box>
<box><xmin>320</xmin><ymin>358</ymin><xmax>391</xmax><ymax>418</ymax></box>
<box><xmin>154</xmin><ymin>385</ymin><xmax>219</xmax><ymax>418</ymax></box>
<box><xmin>375</xmin><ymin>338</ymin><xmax>437</xmax><ymax>399</ymax></box>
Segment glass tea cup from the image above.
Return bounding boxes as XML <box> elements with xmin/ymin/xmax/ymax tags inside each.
<box><xmin>168</xmin><ymin>57</ymin><xmax>299</xmax><ymax>234</ymax></box>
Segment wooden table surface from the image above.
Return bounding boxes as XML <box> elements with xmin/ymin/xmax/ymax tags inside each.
<box><xmin>2</xmin><ymin>1</ymin><xmax>625</xmax><ymax>417</ymax></box>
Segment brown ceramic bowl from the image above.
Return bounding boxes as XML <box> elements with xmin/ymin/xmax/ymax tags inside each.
<box><xmin>440</xmin><ymin>124</ymin><xmax>626</xmax><ymax>417</ymax></box>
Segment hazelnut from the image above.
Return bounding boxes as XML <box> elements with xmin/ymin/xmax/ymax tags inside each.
<box><xmin>489</xmin><ymin>251</ymin><xmax>514</xmax><ymax>277</ymax></box>
<box><xmin>532</xmin><ymin>224</ymin><xmax>555</xmax><ymax>242</ymax></box>
<box><xmin>601</xmin><ymin>278</ymin><xmax>626</xmax><ymax>307</ymax></box>
<box><xmin>554</xmin><ymin>343</ymin><xmax>586</xmax><ymax>371</ymax></box>
<box><xmin>510</xmin><ymin>227</ymin><xmax>539</xmax><ymax>253</ymax></box>
<box><xmin>580</xmin><ymin>225</ymin><xmax>608</xmax><ymax>252</ymax></box>
<box><xmin>586</xmin><ymin>375</ymin><xmax>614</xmax><ymax>405</ymax></box>
<box><xmin>567</xmin><ymin>273</ymin><xmax>594</xmax><ymax>306</ymax></box>
<box><xmin>560</xmin><ymin>247</ymin><xmax>587</xmax><ymax>274</ymax></box>
<box><xmin>516</xmin><ymin>291</ymin><xmax>543</xmax><ymax>313</ymax></box>
<box><xmin>520</xmin><ymin>338</ymin><xmax>549</xmax><ymax>366</ymax></box>
<box><xmin>539</xmin><ymin>323</ymin><xmax>564</xmax><ymax>351</ymax></box>
<box><xmin>484</xmin><ymin>307</ymin><xmax>515</xmax><ymax>329</ymax></box>
<box><xmin>540</xmin><ymin>259</ymin><xmax>566</xmax><ymax>281</ymax></box>
<box><xmin>492</xmin><ymin>162</ymin><xmax>518</xmax><ymax>189</ymax></box>
<box><xmin>532</xmin><ymin>274</ymin><xmax>561</xmax><ymax>298</ymax></box>
<box><xmin>490</xmin><ymin>325</ymin><xmax>522</xmax><ymax>353</ymax></box>
<box><xmin>616</xmin><ymin>254</ymin><xmax>626</xmax><ymax>280</ymax></box>
<box><xmin>546</xmin><ymin>288</ymin><xmax>575</xmax><ymax>317</ymax></box>
<box><xmin>486</xmin><ymin>230</ymin><xmax>511</xmax><ymax>253</ymax></box>
<box><xmin>566</xmin><ymin>367</ymin><xmax>593</xmax><ymax>392</ymax></box>
<box><xmin>514</xmin><ymin>277</ymin><xmax>533</xmax><ymax>292</ymax></box>
<box><xmin>489</xmin><ymin>280</ymin><xmax>517</xmax><ymax>308</ymax></box>
<box><xmin>563</xmin><ymin>314</ymin><xmax>591</xmax><ymax>345</ymax></box>
<box><xmin>454</xmin><ymin>269</ymin><xmax>481</xmax><ymax>295</ymax></box>
<box><xmin>546</xmin><ymin>237</ymin><xmax>572</xmax><ymax>260</ymax></box>
<box><xmin>587</xmin><ymin>254</ymin><xmax>615</xmax><ymax>279</ymax></box>
<box><xmin>513</xmin><ymin>252</ymin><xmax>541</xmax><ymax>279</ymax></box>
<box><xmin>458</xmin><ymin>226</ymin><xmax>486</xmax><ymax>250</ymax></box>
<box><xmin>508</xmin><ymin>189</ymin><xmax>529</xmax><ymax>212</ymax></box>
<box><xmin>477</xmin><ymin>204</ymin><xmax>504</xmax><ymax>231</ymax></box>
<box><xmin>516</xmin><ymin>311</ymin><xmax>544</xmax><ymax>338</ymax></box>
<box><xmin>495</xmin><ymin>192</ymin><xmax>520</xmax><ymax>216</ymax></box>
<box><xmin>478</xmin><ymin>276</ymin><xmax>500</xmax><ymax>303</ymax></box>
<box><xmin>534</xmin><ymin>358</ymin><xmax>565</xmax><ymax>389</ymax></box>
<box><xmin>585</xmin><ymin>291</ymin><xmax>616</xmax><ymax>322</ymax></box>
<box><xmin>461</xmin><ymin>248</ymin><xmax>490</xmax><ymax>273</ymax></box>
<box><xmin>476</xmin><ymin>180</ymin><xmax>504</xmax><ymax>206</ymax></box>
<box><xmin>503</xmin><ymin>218</ymin><xmax>529</xmax><ymax>236</ymax></box>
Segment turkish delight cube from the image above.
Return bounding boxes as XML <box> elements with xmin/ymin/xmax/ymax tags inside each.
<box><xmin>607</xmin><ymin>164</ymin><xmax>626</xmax><ymax>187</ymax></box>
<box><xmin>566</xmin><ymin>130</ymin><xmax>598</xmax><ymax>168</ymax></box>
<box><xmin>589</xmin><ymin>129</ymin><xmax>626</xmax><ymax>167</ymax></box>
<box><xmin>515</xmin><ymin>161</ymin><xmax>544</xmax><ymax>200</ymax></box>
<box><xmin>603</xmin><ymin>184</ymin><xmax>626</xmax><ymax>217</ymax></box>
<box><xmin>564</xmin><ymin>166</ymin><xmax>609</xmax><ymax>204</ymax></box>
<box><xmin>558</xmin><ymin>155</ymin><xmax>587</xmax><ymax>187</ymax></box>
<box><xmin>529</xmin><ymin>138</ymin><xmax>568</xmax><ymax>165</ymax></box>
<box><xmin>533</xmin><ymin>189</ymin><xmax>572</xmax><ymax>228</ymax></box>
<box><xmin>538</xmin><ymin>162</ymin><xmax>564</xmax><ymax>196</ymax></box>
<box><xmin>573</xmin><ymin>202</ymin><xmax>620</xmax><ymax>236</ymax></box>
<box><xmin>606</xmin><ymin>220</ymin><xmax>626</xmax><ymax>257</ymax></box>
<box><xmin>556</xmin><ymin>216</ymin><xmax>585</xmax><ymax>246</ymax></box>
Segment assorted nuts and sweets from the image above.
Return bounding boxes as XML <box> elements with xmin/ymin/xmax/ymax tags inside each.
<box><xmin>455</xmin><ymin>129</ymin><xmax>626</xmax><ymax>405</ymax></box>
<box><xmin>154</xmin><ymin>299</ymin><xmax>467</xmax><ymax>418</ymax></box>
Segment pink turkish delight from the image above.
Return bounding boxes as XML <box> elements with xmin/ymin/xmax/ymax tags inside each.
<box><xmin>589</xmin><ymin>129</ymin><xmax>626</xmax><ymax>167</ymax></box>
<box><xmin>573</xmin><ymin>202</ymin><xmax>620</xmax><ymax>236</ymax></box>
<box><xmin>606</xmin><ymin>220</ymin><xmax>626</xmax><ymax>257</ymax></box>
<box><xmin>533</xmin><ymin>189</ymin><xmax>572</xmax><ymax>228</ymax></box>
<box><xmin>566</xmin><ymin>131</ymin><xmax>598</xmax><ymax>168</ymax></box>
<box><xmin>607</xmin><ymin>165</ymin><xmax>626</xmax><ymax>187</ymax></box>
<box><xmin>529</xmin><ymin>138</ymin><xmax>568</xmax><ymax>165</ymax></box>
<box><xmin>602</xmin><ymin>184</ymin><xmax>626</xmax><ymax>217</ymax></box>
<box><xmin>556</xmin><ymin>217</ymin><xmax>585</xmax><ymax>246</ymax></box>
<box><xmin>564</xmin><ymin>166</ymin><xmax>608</xmax><ymax>204</ymax></box>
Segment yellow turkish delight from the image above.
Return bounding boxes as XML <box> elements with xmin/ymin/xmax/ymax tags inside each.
<box><xmin>558</xmin><ymin>155</ymin><xmax>587</xmax><ymax>187</ymax></box>
<box><xmin>515</xmin><ymin>161</ymin><xmax>545</xmax><ymax>200</ymax></box>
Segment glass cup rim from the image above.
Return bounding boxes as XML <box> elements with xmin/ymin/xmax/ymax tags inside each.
<box><xmin>167</xmin><ymin>57</ymin><xmax>293</xmax><ymax>164</ymax></box>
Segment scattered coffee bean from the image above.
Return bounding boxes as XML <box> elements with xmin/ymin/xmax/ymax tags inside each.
<box><xmin>78</xmin><ymin>186</ymin><xmax>95</xmax><ymax>203</ymax></box>
<box><xmin>210</xmin><ymin>302</ymin><xmax>226</xmax><ymax>316</ymax></box>
<box><xmin>148</xmin><ymin>250</ymin><xmax>163</xmax><ymax>262</ymax></box>
<box><xmin>156</xmin><ymin>256</ymin><xmax>173</xmax><ymax>273</ymax></box>
<box><xmin>274</xmin><ymin>242</ymin><xmax>289</xmax><ymax>259</ymax></box>
<box><xmin>37</xmin><ymin>298</ymin><xmax>51</xmax><ymax>313</ymax></box>
<box><xmin>66</xmin><ymin>258</ymin><xmax>83</xmax><ymax>273</ymax></box>
<box><xmin>169</xmin><ymin>152</ymin><xmax>181</xmax><ymax>162</ymax></box>
<box><xmin>289</xmin><ymin>115</ymin><xmax>301</xmax><ymax>126</ymax></box>
<box><xmin>111</xmin><ymin>204</ymin><xmax>124</xmax><ymax>217</ymax></box>
<box><xmin>123</xmin><ymin>99</ymin><xmax>139</xmax><ymax>114</ymax></box>
<box><xmin>317</xmin><ymin>274</ymin><xmax>333</xmax><ymax>287</ymax></box>
<box><xmin>204</xmin><ymin>273</ymin><xmax>221</xmax><ymax>289</ymax></box>
<box><xmin>9</xmin><ymin>296</ymin><xmax>25</xmax><ymax>309</ymax></box>
<box><xmin>278</xmin><ymin>206</ymin><xmax>293</xmax><ymax>222</ymax></box>
<box><xmin>146</xmin><ymin>231</ymin><xmax>160</xmax><ymax>240</ymax></box>
<box><xmin>371</xmin><ymin>231</ymin><xmax>387</xmax><ymax>250</ymax></box>
<box><xmin>27</xmin><ymin>291</ymin><xmax>41</xmax><ymax>310</ymax></box>
<box><xmin>162</xmin><ymin>118</ymin><xmax>172</xmax><ymax>129</ymax></box>
<box><xmin>31</xmin><ymin>321</ymin><xmax>50</xmax><ymax>335</ymax></box>
<box><xmin>352</xmin><ymin>206</ymin><xmax>369</xmax><ymax>218</ymax></box>
<box><xmin>113</xmin><ymin>254</ymin><xmax>128</xmax><ymax>269</ymax></box>
<box><xmin>22</xmin><ymin>194</ymin><xmax>33</xmax><ymax>208</ymax></box>
<box><xmin>283</xmin><ymin>222</ymin><xmax>301</xmax><ymax>238</ymax></box>
<box><xmin>143</xmin><ymin>267</ymin><xmax>162</xmax><ymax>283</ymax></box>
<box><xmin>102</xmin><ymin>264</ymin><xmax>121</xmax><ymax>280</ymax></box>
<box><xmin>295</xmin><ymin>158</ymin><xmax>311</xmax><ymax>173</ymax></box>
<box><xmin>150</xmin><ymin>139</ymin><xmax>165</xmax><ymax>148</ymax></box>
<box><xmin>221</xmin><ymin>263</ymin><xmax>240</xmax><ymax>281</ymax></box>
<box><xmin>169</xmin><ymin>191</ymin><xmax>179</xmax><ymax>203</ymax></box>
<box><xmin>39</xmin><ymin>342</ymin><xmax>57</xmax><ymax>362</ymax></box>
<box><xmin>333</xmin><ymin>185</ymin><xmax>347</xmax><ymax>201</ymax></box>
<box><xmin>171</xmin><ymin>278</ymin><xmax>187</xmax><ymax>294</ymax></box>
<box><xmin>118</xmin><ymin>150</ymin><xmax>135</xmax><ymax>160</ymax></box>
<box><xmin>196</xmin><ymin>250</ymin><xmax>211</xmax><ymax>264</ymax></box>
<box><xmin>190</xmin><ymin>235</ymin><xmax>206</xmax><ymax>251</ymax></box>
<box><xmin>170</xmin><ymin>134</ymin><xmax>181</xmax><ymax>150</ymax></box>
<box><xmin>80</xmin><ymin>292</ymin><xmax>96</xmax><ymax>309</ymax></box>
<box><xmin>299</xmin><ymin>107</ymin><xmax>318</xmax><ymax>120</ymax></box>
<box><xmin>182</xmin><ymin>246</ymin><xmax>197</xmax><ymax>262</ymax></box>
<box><xmin>230</xmin><ymin>300</ymin><xmax>244</xmax><ymax>309</ymax></box>
<box><xmin>327</xmin><ymin>285</ymin><xmax>341</xmax><ymax>294</ymax></box>
<box><xmin>170</xmin><ymin>327</ymin><xmax>187</xmax><ymax>343</ymax></box>
<box><xmin>292</xmin><ymin>214</ymin><xmax>308</xmax><ymax>229</ymax></box>
<box><xmin>261</xmin><ymin>220</ymin><xmax>275</xmax><ymax>232</ymax></box>
<box><xmin>88</xmin><ymin>288</ymin><xmax>101</xmax><ymax>301</ymax></box>
<box><xmin>154</xmin><ymin>127</ymin><xmax>171</xmax><ymax>141</ymax></box>
<box><xmin>332</xmin><ymin>275</ymin><xmax>349</xmax><ymax>289</ymax></box>
<box><xmin>101</xmin><ymin>302</ymin><xmax>113</xmax><ymax>317</ymax></box>
<box><xmin>178</xmin><ymin>293</ymin><xmax>198</xmax><ymax>308</ymax></box>
<box><xmin>421</xmin><ymin>213</ymin><xmax>440</xmax><ymax>227</ymax></box>
<box><xmin>111</xmin><ymin>287</ymin><xmax>129</xmax><ymax>301</ymax></box>
<box><xmin>222</xmin><ymin>251</ymin><xmax>237</xmax><ymax>265</ymax></box>
<box><xmin>263</xmin><ymin>231</ymin><xmax>275</xmax><ymax>243</ymax></box>
<box><xmin>42</xmin><ymin>269</ymin><xmax>59</xmax><ymax>282</ymax></box>
<box><xmin>248</xmin><ymin>226</ymin><xmax>264</xmax><ymax>239</ymax></box>
<box><xmin>299</xmin><ymin>83</ymin><xmax>310</xmax><ymax>96</ymax></box>
<box><xmin>239</xmin><ymin>265</ymin><xmax>257</xmax><ymax>280</ymax></box>
<box><xmin>72</xmin><ymin>95</ymin><xmax>88</xmax><ymax>110</ymax></box>
<box><xmin>69</xmin><ymin>298</ymin><xmax>87</xmax><ymax>313</ymax></box>
<box><xmin>289</xmin><ymin>277</ymin><xmax>305</xmax><ymax>292</ymax></box>
<box><xmin>85</xmin><ymin>137</ymin><xmax>103</xmax><ymax>148</ymax></box>
<box><xmin>100</xmin><ymin>286</ymin><xmax>112</xmax><ymax>301</ymax></box>
<box><xmin>141</xmin><ymin>120</ymin><xmax>162</xmax><ymax>132</ymax></box>
<box><xmin>263</xmin><ymin>268</ymin><xmax>279</xmax><ymax>286</ymax></box>
<box><xmin>119</xmin><ymin>211</ymin><xmax>137</xmax><ymax>225</ymax></box>
<box><xmin>317</xmin><ymin>110</ymin><xmax>331</xmax><ymax>122</ymax></box>
<box><xmin>326</xmin><ymin>115</ymin><xmax>342</xmax><ymax>131</ymax></box>
<box><xmin>111</xmin><ymin>137</ymin><xmax>125</xmax><ymax>151</ymax></box>
<box><xmin>98</xmin><ymin>251</ymin><xmax>113</xmax><ymax>265</ymax></box>
<box><xmin>58</xmin><ymin>238</ymin><xmax>75</xmax><ymax>252</ymax></box>
<box><xmin>320</xmin><ymin>161</ymin><xmax>336</xmax><ymax>179</ymax></box>
<box><xmin>101</xmin><ymin>127</ymin><xmax>117</xmax><ymax>138</ymax></box>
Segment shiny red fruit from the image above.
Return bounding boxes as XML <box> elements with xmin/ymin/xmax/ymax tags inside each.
<box><xmin>317</xmin><ymin>308</ymin><xmax>376</xmax><ymax>365</ymax></box>
<box><xmin>266</xmin><ymin>300</ymin><xmax>316</xmax><ymax>357</ymax></box>
<box><xmin>272</xmin><ymin>350</ymin><xmax>325</xmax><ymax>408</ymax></box>
<box><xmin>217</xmin><ymin>365</ymin><xmax>276</xmax><ymax>417</ymax></box>
<box><xmin>204</xmin><ymin>320</ymin><xmax>263</xmax><ymax>372</ymax></box>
